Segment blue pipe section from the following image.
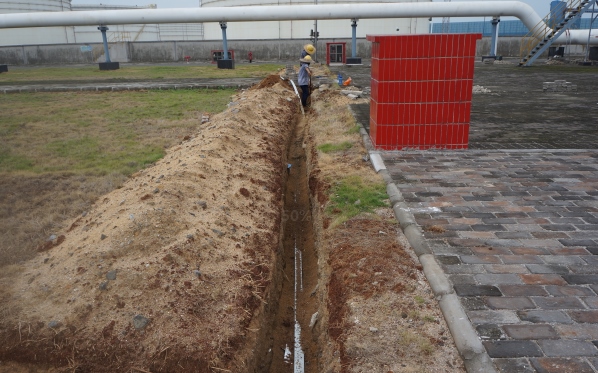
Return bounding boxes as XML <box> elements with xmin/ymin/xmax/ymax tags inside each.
<box><xmin>98</xmin><ymin>26</ymin><xmax>111</xmax><ymax>63</ymax></box>
<box><xmin>490</xmin><ymin>17</ymin><xmax>499</xmax><ymax>56</ymax></box>
<box><xmin>220</xmin><ymin>21</ymin><xmax>229</xmax><ymax>60</ymax></box>
<box><xmin>351</xmin><ymin>19</ymin><xmax>357</xmax><ymax>58</ymax></box>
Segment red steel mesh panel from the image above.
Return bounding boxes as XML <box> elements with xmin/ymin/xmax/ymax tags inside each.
<box><xmin>367</xmin><ymin>33</ymin><xmax>481</xmax><ymax>150</ymax></box>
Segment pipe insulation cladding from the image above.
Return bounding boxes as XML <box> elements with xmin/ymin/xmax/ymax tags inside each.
<box><xmin>0</xmin><ymin>1</ymin><xmax>595</xmax><ymax>45</ymax></box>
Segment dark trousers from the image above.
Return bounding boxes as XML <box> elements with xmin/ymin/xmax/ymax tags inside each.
<box><xmin>300</xmin><ymin>85</ymin><xmax>310</xmax><ymax>107</ymax></box>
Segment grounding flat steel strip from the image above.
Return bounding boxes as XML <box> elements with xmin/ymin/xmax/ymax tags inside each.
<box><xmin>293</xmin><ymin>237</ymin><xmax>305</xmax><ymax>373</ymax></box>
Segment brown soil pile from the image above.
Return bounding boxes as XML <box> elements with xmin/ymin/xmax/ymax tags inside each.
<box><xmin>0</xmin><ymin>76</ymin><xmax>297</xmax><ymax>372</ymax></box>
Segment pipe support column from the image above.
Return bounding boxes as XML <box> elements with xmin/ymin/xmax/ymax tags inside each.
<box><xmin>220</xmin><ymin>21</ymin><xmax>229</xmax><ymax>60</ymax></box>
<box><xmin>351</xmin><ymin>18</ymin><xmax>357</xmax><ymax>58</ymax></box>
<box><xmin>98</xmin><ymin>25</ymin><xmax>111</xmax><ymax>63</ymax></box>
<box><xmin>490</xmin><ymin>16</ymin><xmax>500</xmax><ymax>56</ymax></box>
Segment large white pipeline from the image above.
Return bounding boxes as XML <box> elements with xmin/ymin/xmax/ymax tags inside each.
<box><xmin>0</xmin><ymin>1</ymin><xmax>595</xmax><ymax>45</ymax></box>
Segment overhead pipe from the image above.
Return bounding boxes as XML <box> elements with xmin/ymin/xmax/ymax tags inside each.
<box><xmin>0</xmin><ymin>1</ymin><xmax>595</xmax><ymax>45</ymax></box>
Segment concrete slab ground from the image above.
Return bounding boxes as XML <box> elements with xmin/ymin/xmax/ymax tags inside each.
<box><xmin>346</xmin><ymin>60</ymin><xmax>598</xmax><ymax>372</ymax></box>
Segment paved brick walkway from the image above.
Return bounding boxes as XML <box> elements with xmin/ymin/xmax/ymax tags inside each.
<box><xmin>383</xmin><ymin>149</ymin><xmax>598</xmax><ymax>372</ymax></box>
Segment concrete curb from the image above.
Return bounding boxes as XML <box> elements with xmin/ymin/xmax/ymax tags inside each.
<box><xmin>350</xmin><ymin>105</ymin><xmax>498</xmax><ymax>373</ymax></box>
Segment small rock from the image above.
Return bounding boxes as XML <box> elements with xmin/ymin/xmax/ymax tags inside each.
<box><xmin>354</xmin><ymin>199</ymin><xmax>361</xmax><ymax>205</ymax></box>
<box><xmin>48</xmin><ymin>321</ymin><xmax>63</xmax><ymax>329</ymax></box>
<box><xmin>100</xmin><ymin>234</ymin><xmax>107</xmax><ymax>240</ymax></box>
<box><xmin>132</xmin><ymin>315</ymin><xmax>150</xmax><ymax>330</ymax></box>
<box><xmin>99</xmin><ymin>281</ymin><xmax>109</xmax><ymax>291</ymax></box>
<box><xmin>369</xmin><ymin>327</ymin><xmax>378</xmax><ymax>333</ymax></box>
<box><xmin>186</xmin><ymin>234</ymin><xmax>194</xmax><ymax>240</ymax></box>
<box><xmin>153</xmin><ymin>188</ymin><xmax>160</xmax><ymax>194</ymax></box>
<box><xmin>129</xmin><ymin>214</ymin><xmax>135</xmax><ymax>220</ymax></box>
<box><xmin>212</xmin><ymin>229</ymin><xmax>225</xmax><ymax>237</ymax></box>
<box><xmin>106</xmin><ymin>270</ymin><xmax>117</xmax><ymax>281</ymax></box>
<box><xmin>286</xmin><ymin>97</ymin><xmax>292</xmax><ymax>102</ymax></box>
<box><xmin>197</xmin><ymin>201</ymin><xmax>207</xmax><ymax>209</ymax></box>
<box><xmin>193</xmin><ymin>269</ymin><xmax>201</xmax><ymax>277</ymax></box>
<box><xmin>48</xmin><ymin>234</ymin><xmax>57</xmax><ymax>241</ymax></box>
<box><xmin>309</xmin><ymin>312</ymin><xmax>319</xmax><ymax>329</ymax></box>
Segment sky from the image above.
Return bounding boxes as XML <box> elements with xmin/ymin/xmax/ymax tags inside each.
<box><xmin>69</xmin><ymin>0</ymin><xmax>553</xmax><ymax>22</ymax></box>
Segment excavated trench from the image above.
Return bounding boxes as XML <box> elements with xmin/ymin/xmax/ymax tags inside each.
<box><xmin>260</xmin><ymin>114</ymin><xmax>323</xmax><ymax>373</ymax></box>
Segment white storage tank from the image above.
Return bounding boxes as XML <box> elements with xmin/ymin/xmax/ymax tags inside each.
<box><xmin>0</xmin><ymin>0</ymin><xmax>76</xmax><ymax>45</ymax></box>
<box><xmin>201</xmin><ymin>0</ymin><xmax>431</xmax><ymax>40</ymax></box>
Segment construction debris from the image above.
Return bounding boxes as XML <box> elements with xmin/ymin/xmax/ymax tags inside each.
<box><xmin>543</xmin><ymin>80</ymin><xmax>577</xmax><ymax>92</ymax></box>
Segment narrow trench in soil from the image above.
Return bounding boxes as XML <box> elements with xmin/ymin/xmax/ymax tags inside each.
<box><xmin>267</xmin><ymin>116</ymin><xmax>320</xmax><ymax>373</ymax></box>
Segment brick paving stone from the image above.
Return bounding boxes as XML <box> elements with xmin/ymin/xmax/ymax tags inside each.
<box><xmin>560</xmin><ymin>239</ymin><xmax>598</xmax><ymax>247</ymax></box>
<box><xmin>486</xmin><ymin>297</ymin><xmax>536</xmax><ymax>310</ymax></box>
<box><xmin>518</xmin><ymin>310</ymin><xmax>573</xmax><ymax>324</ymax></box>
<box><xmin>532</xmin><ymin>297</ymin><xmax>587</xmax><ymax>310</ymax></box>
<box><xmin>494</xmin><ymin>358</ymin><xmax>535</xmax><ymax>373</ymax></box>
<box><xmin>530</xmin><ymin>357</ymin><xmax>595</xmax><ymax>373</ymax></box>
<box><xmin>435</xmin><ymin>255</ymin><xmax>461</xmax><ymax>265</ymax></box>
<box><xmin>511</xmin><ymin>247</ymin><xmax>552</xmax><ymax>255</ymax></box>
<box><xmin>443</xmin><ymin>264</ymin><xmax>486</xmax><ymax>274</ymax></box>
<box><xmin>483</xmin><ymin>340</ymin><xmax>543</xmax><ymax>358</ymax></box>
<box><xmin>563</xmin><ymin>275</ymin><xmax>598</xmax><ymax>285</ymax></box>
<box><xmin>542</xmin><ymin>255</ymin><xmax>586</xmax><ymax>266</ymax></box>
<box><xmin>496</xmin><ymin>232</ymin><xmax>536</xmax><ymax>240</ymax></box>
<box><xmin>502</xmin><ymin>255</ymin><xmax>545</xmax><ymax>264</ymax></box>
<box><xmin>555</xmin><ymin>324</ymin><xmax>598</xmax><ymax>339</ymax></box>
<box><xmin>582</xmin><ymin>255</ymin><xmax>598</xmax><ymax>264</ymax></box>
<box><xmin>448</xmin><ymin>274</ymin><xmax>476</xmax><ymax>285</ymax></box>
<box><xmin>531</xmin><ymin>231</ymin><xmax>570</xmax><ymax>239</ymax></box>
<box><xmin>461</xmin><ymin>297</ymin><xmax>488</xmax><ymax>311</ymax></box>
<box><xmin>537</xmin><ymin>340</ymin><xmax>598</xmax><ymax>357</ymax></box>
<box><xmin>485</xmin><ymin>264</ymin><xmax>529</xmax><ymax>274</ymax></box>
<box><xmin>549</xmin><ymin>247</ymin><xmax>591</xmax><ymax>255</ymax></box>
<box><xmin>471</xmin><ymin>224</ymin><xmax>507</xmax><ymax>231</ymax></box>
<box><xmin>503</xmin><ymin>324</ymin><xmax>559</xmax><ymax>340</ymax></box>
<box><xmin>477</xmin><ymin>323</ymin><xmax>507</xmax><ymax>340</ymax></box>
<box><xmin>476</xmin><ymin>274</ymin><xmax>524</xmax><ymax>285</ymax></box>
<box><xmin>454</xmin><ymin>284</ymin><xmax>502</xmax><ymax>296</ymax></box>
<box><xmin>501</xmin><ymin>285</ymin><xmax>548</xmax><ymax>297</ymax></box>
<box><xmin>568</xmin><ymin>310</ymin><xmax>598</xmax><ymax>323</ymax></box>
<box><xmin>545</xmin><ymin>285</ymin><xmax>595</xmax><ymax>297</ymax></box>
<box><xmin>459</xmin><ymin>231</ymin><xmax>497</xmax><ymax>239</ymax></box>
<box><xmin>519</xmin><ymin>239</ymin><xmax>563</xmax><ymax>249</ymax></box>
<box><xmin>571</xmin><ymin>265</ymin><xmax>598</xmax><ymax>274</ymax></box>
<box><xmin>471</xmin><ymin>246</ymin><xmax>513</xmax><ymax>255</ymax></box>
<box><xmin>468</xmin><ymin>310</ymin><xmax>520</xmax><ymax>325</ymax></box>
<box><xmin>460</xmin><ymin>255</ymin><xmax>502</xmax><ymax>264</ymax></box>
<box><xmin>526</xmin><ymin>264</ymin><xmax>570</xmax><ymax>275</ymax></box>
<box><xmin>540</xmin><ymin>224</ymin><xmax>577</xmax><ymax>231</ymax></box>
<box><xmin>520</xmin><ymin>274</ymin><xmax>568</xmax><ymax>286</ymax></box>
<box><xmin>583</xmin><ymin>296</ymin><xmax>598</xmax><ymax>309</ymax></box>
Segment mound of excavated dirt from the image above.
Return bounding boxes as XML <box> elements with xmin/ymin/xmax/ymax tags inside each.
<box><xmin>0</xmin><ymin>76</ymin><xmax>298</xmax><ymax>372</ymax></box>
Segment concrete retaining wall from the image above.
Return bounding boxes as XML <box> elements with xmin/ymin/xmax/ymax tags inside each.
<box><xmin>0</xmin><ymin>37</ymin><xmax>590</xmax><ymax>65</ymax></box>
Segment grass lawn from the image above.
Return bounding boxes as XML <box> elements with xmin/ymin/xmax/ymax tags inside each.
<box><xmin>0</xmin><ymin>63</ymin><xmax>284</xmax><ymax>84</ymax></box>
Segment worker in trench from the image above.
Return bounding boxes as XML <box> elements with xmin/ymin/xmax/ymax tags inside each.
<box><xmin>298</xmin><ymin>55</ymin><xmax>312</xmax><ymax>107</ymax></box>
